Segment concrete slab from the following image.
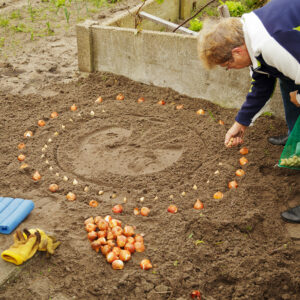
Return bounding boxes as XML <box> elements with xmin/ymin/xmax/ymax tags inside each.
<box><xmin>0</xmin><ymin>193</ymin><xmax>63</xmax><ymax>288</ymax></box>
<box><xmin>0</xmin><ymin>236</ymin><xmax>41</xmax><ymax>287</ymax></box>
<box><xmin>0</xmin><ymin>225</ymin><xmax>22</xmax><ymax>286</ymax></box>
<box><xmin>0</xmin><ymin>257</ymin><xmax>21</xmax><ymax>286</ymax></box>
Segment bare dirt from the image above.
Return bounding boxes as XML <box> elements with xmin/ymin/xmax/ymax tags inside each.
<box><xmin>0</xmin><ymin>1</ymin><xmax>299</xmax><ymax>300</ymax></box>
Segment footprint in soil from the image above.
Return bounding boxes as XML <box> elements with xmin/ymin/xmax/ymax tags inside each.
<box><xmin>58</xmin><ymin>126</ymin><xmax>184</xmax><ymax>177</ymax></box>
<box><xmin>0</xmin><ymin>64</ymin><xmax>25</xmax><ymax>77</ymax></box>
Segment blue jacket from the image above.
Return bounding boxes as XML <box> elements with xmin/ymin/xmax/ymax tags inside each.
<box><xmin>235</xmin><ymin>0</ymin><xmax>300</xmax><ymax>126</ymax></box>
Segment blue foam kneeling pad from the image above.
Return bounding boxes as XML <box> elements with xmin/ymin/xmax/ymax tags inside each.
<box><xmin>0</xmin><ymin>197</ymin><xmax>34</xmax><ymax>234</ymax></box>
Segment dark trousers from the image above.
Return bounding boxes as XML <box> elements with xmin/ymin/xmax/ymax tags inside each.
<box><xmin>279</xmin><ymin>78</ymin><xmax>300</xmax><ymax>134</ymax></box>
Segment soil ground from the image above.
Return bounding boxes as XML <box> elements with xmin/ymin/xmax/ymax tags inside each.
<box><xmin>0</xmin><ymin>1</ymin><xmax>299</xmax><ymax>300</ymax></box>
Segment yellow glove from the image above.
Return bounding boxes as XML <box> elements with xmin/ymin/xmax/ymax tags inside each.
<box><xmin>24</xmin><ymin>228</ymin><xmax>60</xmax><ymax>255</ymax></box>
<box><xmin>1</xmin><ymin>230</ymin><xmax>40</xmax><ymax>265</ymax></box>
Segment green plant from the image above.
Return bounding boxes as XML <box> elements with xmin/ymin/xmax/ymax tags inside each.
<box><xmin>64</xmin><ymin>7</ymin><xmax>70</xmax><ymax>23</ymax></box>
<box><xmin>220</xmin><ymin>1</ymin><xmax>247</xmax><ymax>17</ymax></box>
<box><xmin>262</xmin><ymin>111</ymin><xmax>273</xmax><ymax>117</ymax></box>
<box><xmin>195</xmin><ymin>240</ymin><xmax>205</xmax><ymax>245</ymax></box>
<box><xmin>189</xmin><ymin>18</ymin><xmax>203</xmax><ymax>32</ymax></box>
<box><xmin>215</xmin><ymin>241</ymin><xmax>224</xmax><ymax>245</ymax></box>
<box><xmin>245</xmin><ymin>225</ymin><xmax>253</xmax><ymax>232</ymax></box>
<box><xmin>46</xmin><ymin>21</ymin><xmax>54</xmax><ymax>35</ymax></box>
<box><xmin>0</xmin><ymin>37</ymin><xmax>5</xmax><ymax>47</ymax></box>
<box><xmin>54</xmin><ymin>0</ymin><xmax>66</xmax><ymax>14</ymax></box>
<box><xmin>27</xmin><ymin>0</ymin><xmax>36</xmax><ymax>21</ymax></box>
<box><xmin>84</xmin><ymin>0</ymin><xmax>89</xmax><ymax>14</ymax></box>
<box><xmin>13</xmin><ymin>23</ymin><xmax>28</xmax><ymax>32</ymax></box>
<box><xmin>10</xmin><ymin>10</ymin><xmax>22</xmax><ymax>20</ymax></box>
<box><xmin>245</xmin><ymin>0</ymin><xmax>267</xmax><ymax>10</ymax></box>
<box><xmin>188</xmin><ymin>233</ymin><xmax>193</xmax><ymax>239</ymax></box>
<box><xmin>55</xmin><ymin>0</ymin><xmax>66</xmax><ymax>7</ymax></box>
<box><xmin>140</xmin><ymin>0</ymin><xmax>164</xmax><ymax>5</ymax></box>
<box><xmin>208</xmin><ymin>110</ymin><xmax>216</xmax><ymax>121</ymax></box>
<box><xmin>0</xmin><ymin>18</ymin><xmax>9</xmax><ymax>27</ymax></box>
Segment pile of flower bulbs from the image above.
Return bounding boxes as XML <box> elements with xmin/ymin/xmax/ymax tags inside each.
<box><xmin>280</xmin><ymin>155</ymin><xmax>300</xmax><ymax>167</ymax></box>
<box><xmin>84</xmin><ymin>215</ymin><xmax>152</xmax><ymax>270</ymax></box>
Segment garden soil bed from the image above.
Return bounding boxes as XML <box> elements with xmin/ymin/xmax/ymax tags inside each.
<box><xmin>0</xmin><ymin>72</ymin><xmax>299</xmax><ymax>300</ymax></box>
<box><xmin>0</xmin><ymin>1</ymin><xmax>299</xmax><ymax>299</ymax></box>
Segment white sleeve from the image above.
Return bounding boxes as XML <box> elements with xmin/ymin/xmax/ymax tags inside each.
<box><xmin>243</xmin><ymin>13</ymin><xmax>300</xmax><ymax>84</ymax></box>
<box><xmin>262</xmin><ymin>39</ymin><xmax>300</xmax><ymax>84</ymax></box>
<box><xmin>296</xmin><ymin>92</ymin><xmax>300</xmax><ymax>105</ymax></box>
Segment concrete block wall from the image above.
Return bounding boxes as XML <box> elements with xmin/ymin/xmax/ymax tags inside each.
<box><xmin>76</xmin><ymin>0</ymin><xmax>284</xmax><ymax>119</ymax></box>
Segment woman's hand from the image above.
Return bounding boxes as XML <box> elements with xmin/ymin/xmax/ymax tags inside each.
<box><xmin>290</xmin><ymin>90</ymin><xmax>300</xmax><ymax>107</ymax></box>
<box><xmin>225</xmin><ymin>121</ymin><xmax>247</xmax><ymax>147</ymax></box>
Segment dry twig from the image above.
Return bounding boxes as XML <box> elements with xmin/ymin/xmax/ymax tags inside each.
<box><xmin>173</xmin><ymin>0</ymin><xmax>217</xmax><ymax>33</ymax></box>
<box><xmin>134</xmin><ymin>0</ymin><xmax>147</xmax><ymax>28</ymax></box>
